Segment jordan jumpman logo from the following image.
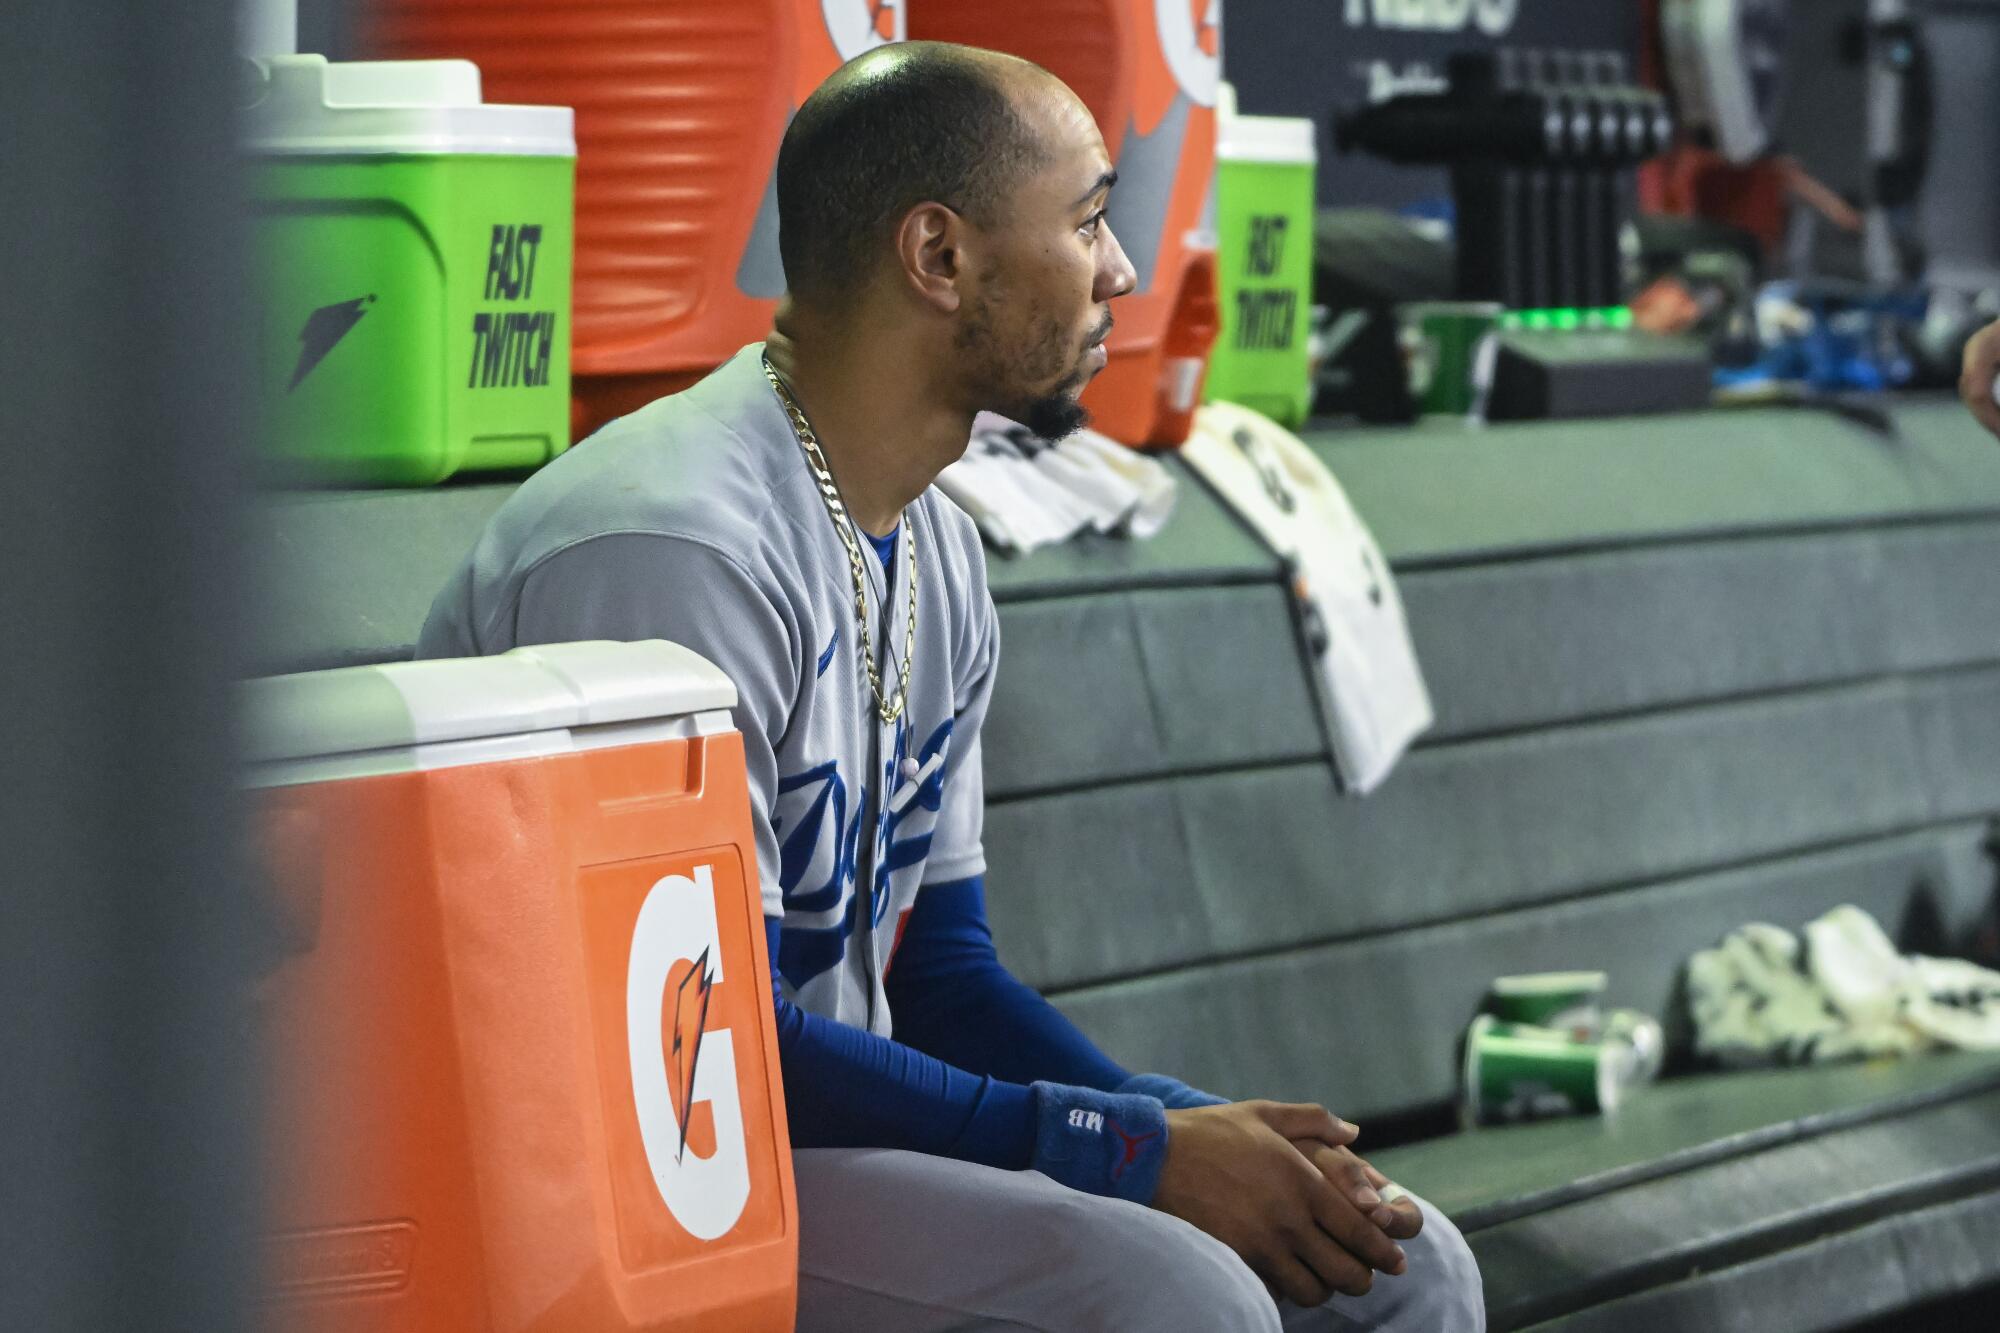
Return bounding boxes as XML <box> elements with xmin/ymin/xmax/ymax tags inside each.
<box><xmin>1108</xmin><ymin>1120</ymin><xmax>1160</xmax><ymax>1181</ymax></box>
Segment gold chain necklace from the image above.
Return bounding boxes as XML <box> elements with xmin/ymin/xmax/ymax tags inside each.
<box><xmin>762</xmin><ymin>354</ymin><xmax>918</xmax><ymax>724</ymax></box>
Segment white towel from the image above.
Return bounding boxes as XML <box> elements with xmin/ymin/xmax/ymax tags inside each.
<box><xmin>1686</xmin><ymin>905</ymin><xmax>2000</xmax><ymax>1066</ymax></box>
<box><xmin>935</xmin><ymin>414</ymin><xmax>1177</xmax><ymax>554</ymax></box>
<box><xmin>1179</xmin><ymin>402</ymin><xmax>1434</xmax><ymax>795</ymax></box>
<box><xmin>1806</xmin><ymin>905</ymin><xmax>2000</xmax><ymax>1052</ymax></box>
<box><xmin>1687</xmin><ymin>922</ymin><xmax>1923</xmax><ymax>1067</ymax></box>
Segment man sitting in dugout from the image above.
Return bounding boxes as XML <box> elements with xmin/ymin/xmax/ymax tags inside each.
<box><xmin>420</xmin><ymin>40</ymin><xmax>1485</xmax><ymax>1333</ymax></box>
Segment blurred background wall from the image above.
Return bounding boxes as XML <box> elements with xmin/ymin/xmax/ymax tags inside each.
<box><xmin>0</xmin><ymin>3</ymin><xmax>256</xmax><ymax>1330</ymax></box>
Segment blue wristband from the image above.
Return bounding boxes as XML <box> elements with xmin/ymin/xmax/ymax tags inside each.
<box><xmin>1028</xmin><ymin>1082</ymin><xmax>1169</xmax><ymax>1203</ymax></box>
<box><xmin>1117</xmin><ymin>1072</ymin><xmax>1229</xmax><ymax>1109</ymax></box>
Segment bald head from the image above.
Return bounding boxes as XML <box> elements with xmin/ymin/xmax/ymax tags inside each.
<box><xmin>776</xmin><ymin>42</ymin><xmax>1062</xmax><ymax>304</ymax></box>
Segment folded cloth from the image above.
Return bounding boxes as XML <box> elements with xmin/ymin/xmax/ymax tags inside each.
<box><xmin>1179</xmin><ymin>402</ymin><xmax>1433</xmax><ymax>795</ymax></box>
<box><xmin>1804</xmin><ymin>904</ymin><xmax>1910</xmax><ymax>1028</ymax></box>
<box><xmin>935</xmin><ymin>413</ymin><xmax>1177</xmax><ymax>554</ymax></box>
<box><xmin>1687</xmin><ymin>922</ymin><xmax>1921</xmax><ymax>1067</ymax></box>
<box><xmin>1904</xmin><ymin>956</ymin><xmax>2000</xmax><ymax>1051</ymax></box>
<box><xmin>1806</xmin><ymin>904</ymin><xmax>2000</xmax><ymax>1052</ymax></box>
<box><xmin>1686</xmin><ymin>905</ymin><xmax>2000</xmax><ymax>1067</ymax></box>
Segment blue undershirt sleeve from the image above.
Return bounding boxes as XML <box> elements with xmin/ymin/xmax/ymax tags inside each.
<box><xmin>882</xmin><ymin>876</ymin><xmax>1230</xmax><ymax>1110</ymax></box>
<box><xmin>883</xmin><ymin>875</ymin><xmax>1135</xmax><ymax>1090</ymax></box>
<box><xmin>765</xmin><ymin>915</ymin><xmax>1034</xmax><ymax>1166</ymax></box>
<box><xmin>765</xmin><ymin>916</ymin><xmax>1170</xmax><ymax>1202</ymax></box>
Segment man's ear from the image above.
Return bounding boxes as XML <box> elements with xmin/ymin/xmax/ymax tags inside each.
<box><xmin>895</xmin><ymin>201</ymin><xmax>966</xmax><ymax>315</ymax></box>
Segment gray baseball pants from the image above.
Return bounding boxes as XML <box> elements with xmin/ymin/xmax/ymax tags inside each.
<box><xmin>792</xmin><ymin>1148</ymin><xmax>1486</xmax><ymax>1332</ymax></box>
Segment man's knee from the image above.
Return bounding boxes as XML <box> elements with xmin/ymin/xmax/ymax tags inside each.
<box><xmin>1377</xmin><ymin>1199</ymin><xmax>1485</xmax><ymax>1331</ymax></box>
<box><xmin>1064</xmin><ymin>1195</ymin><xmax>1282</xmax><ymax>1333</ymax></box>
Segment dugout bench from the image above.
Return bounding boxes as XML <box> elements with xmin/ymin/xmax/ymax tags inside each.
<box><xmin>254</xmin><ymin>395</ymin><xmax>2000</xmax><ymax>1330</ymax></box>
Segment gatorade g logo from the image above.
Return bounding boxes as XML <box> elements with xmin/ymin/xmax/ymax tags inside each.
<box><xmin>1156</xmin><ymin>0</ymin><xmax>1221</xmax><ymax>108</ymax></box>
<box><xmin>822</xmin><ymin>0</ymin><xmax>903</xmax><ymax>61</ymax></box>
<box><xmin>584</xmin><ymin>847</ymin><xmax>782</xmax><ymax>1267</ymax></box>
<box><xmin>626</xmin><ymin>864</ymin><xmax>751</xmax><ymax>1239</ymax></box>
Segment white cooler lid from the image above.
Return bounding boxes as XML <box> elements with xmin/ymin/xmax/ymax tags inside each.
<box><xmin>1217</xmin><ymin>112</ymin><xmax>1317</xmax><ymax>166</ymax></box>
<box><xmin>241</xmin><ymin>54</ymin><xmax>575</xmax><ymax>157</ymax></box>
<box><xmin>242</xmin><ymin>640</ymin><xmax>737</xmax><ymax>786</ymax></box>
<box><xmin>1216</xmin><ymin>81</ymin><xmax>1317</xmax><ymax>166</ymax></box>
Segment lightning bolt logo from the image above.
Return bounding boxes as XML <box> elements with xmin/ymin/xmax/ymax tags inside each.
<box><xmin>667</xmin><ymin>946</ymin><xmax>715</xmax><ymax>1163</ymax></box>
<box><xmin>288</xmin><ymin>295</ymin><xmax>375</xmax><ymax>392</ymax></box>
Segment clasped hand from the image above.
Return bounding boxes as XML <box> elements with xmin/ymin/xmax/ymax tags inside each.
<box><xmin>1150</xmin><ymin>1101</ymin><xmax>1422</xmax><ymax>1308</ymax></box>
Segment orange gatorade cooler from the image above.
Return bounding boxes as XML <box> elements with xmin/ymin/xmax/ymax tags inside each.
<box><xmin>361</xmin><ymin>2</ymin><xmax>906</xmax><ymax>442</ymax></box>
<box><xmin>243</xmin><ymin>641</ymin><xmax>796</xmax><ymax>1332</ymax></box>
<box><xmin>910</xmin><ymin>0</ymin><xmax>1222</xmax><ymax>447</ymax></box>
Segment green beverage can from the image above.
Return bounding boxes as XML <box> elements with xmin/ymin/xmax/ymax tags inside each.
<box><xmin>1489</xmin><ymin>970</ymin><xmax>1609</xmax><ymax>1037</ymax></box>
<box><xmin>1397</xmin><ymin>301</ymin><xmax>1504</xmax><ymax>419</ymax></box>
<box><xmin>1462</xmin><ymin>1015</ymin><xmax>1624</xmax><ymax>1126</ymax></box>
<box><xmin>1206</xmin><ymin>88</ymin><xmax>1315</xmax><ymax>428</ymax></box>
<box><xmin>244</xmin><ymin>55</ymin><xmax>575</xmax><ymax>486</ymax></box>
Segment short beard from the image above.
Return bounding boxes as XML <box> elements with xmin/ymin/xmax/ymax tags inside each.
<box><xmin>1020</xmin><ymin>390</ymin><xmax>1090</xmax><ymax>441</ymax></box>
<box><xmin>957</xmin><ymin>281</ymin><xmax>1091</xmax><ymax>441</ymax></box>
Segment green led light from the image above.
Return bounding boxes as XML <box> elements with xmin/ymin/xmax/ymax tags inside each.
<box><xmin>1506</xmin><ymin>307</ymin><xmax>1633</xmax><ymax>332</ymax></box>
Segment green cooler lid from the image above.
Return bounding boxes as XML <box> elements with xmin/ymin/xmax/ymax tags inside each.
<box><xmin>242</xmin><ymin>640</ymin><xmax>738</xmax><ymax>787</ymax></box>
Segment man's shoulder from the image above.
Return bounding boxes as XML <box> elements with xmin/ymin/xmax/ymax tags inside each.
<box><xmin>494</xmin><ymin>346</ymin><xmax>811</xmax><ymax>572</ymax></box>
<box><xmin>917</xmin><ymin>485</ymin><xmax>992</xmax><ymax>600</ymax></box>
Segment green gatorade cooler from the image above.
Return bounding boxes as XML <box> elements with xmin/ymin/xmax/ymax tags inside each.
<box><xmin>1206</xmin><ymin>90</ymin><xmax>1316</xmax><ymax>428</ymax></box>
<box><xmin>244</xmin><ymin>55</ymin><xmax>575</xmax><ymax>486</ymax></box>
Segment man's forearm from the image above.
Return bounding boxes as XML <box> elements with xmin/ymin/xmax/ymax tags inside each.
<box><xmin>884</xmin><ymin>876</ymin><xmax>1134</xmax><ymax>1089</ymax></box>
<box><xmin>766</xmin><ymin>916</ymin><xmax>1170</xmax><ymax>1201</ymax></box>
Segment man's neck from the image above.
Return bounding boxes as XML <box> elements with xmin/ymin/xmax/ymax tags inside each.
<box><xmin>763</xmin><ymin>312</ymin><xmax>972</xmax><ymax>537</ymax></box>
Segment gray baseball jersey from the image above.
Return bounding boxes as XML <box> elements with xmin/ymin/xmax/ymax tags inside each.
<box><xmin>417</xmin><ymin>343</ymin><xmax>999</xmax><ymax>1038</ymax></box>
